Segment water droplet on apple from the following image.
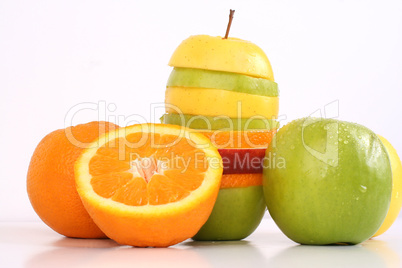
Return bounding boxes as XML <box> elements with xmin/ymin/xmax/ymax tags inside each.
<box><xmin>290</xmin><ymin>145</ymin><xmax>295</xmax><ymax>150</ymax></box>
<box><xmin>344</xmin><ymin>140</ymin><xmax>349</xmax><ymax>144</ymax></box>
<box><xmin>338</xmin><ymin>138</ymin><xmax>343</xmax><ymax>142</ymax></box>
<box><xmin>360</xmin><ymin>185</ymin><xmax>367</xmax><ymax>193</ymax></box>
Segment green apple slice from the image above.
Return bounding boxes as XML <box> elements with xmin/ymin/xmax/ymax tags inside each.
<box><xmin>192</xmin><ymin>186</ymin><xmax>266</xmax><ymax>241</ymax></box>
<box><xmin>160</xmin><ymin>113</ymin><xmax>279</xmax><ymax>131</ymax></box>
<box><xmin>167</xmin><ymin>68</ymin><xmax>279</xmax><ymax>97</ymax></box>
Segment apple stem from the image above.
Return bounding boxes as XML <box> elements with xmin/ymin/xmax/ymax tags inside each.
<box><xmin>224</xmin><ymin>9</ymin><xmax>235</xmax><ymax>39</ymax></box>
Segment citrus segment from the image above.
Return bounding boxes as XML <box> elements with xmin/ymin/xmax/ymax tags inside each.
<box><xmin>75</xmin><ymin>124</ymin><xmax>223</xmax><ymax>247</ymax></box>
<box><xmin>126</xmin><ymin>132</ymin><xmax>161</xmax><ymax>158</ymax></box>
<box><xmin>148</xmin><ymin>174</ymin><xmax>192</xmax><ymax>205</ymax></box>
<box><xmin>165</xmin><ymin>87</ymin><xmax>279</xmax><ymax>118</ymax></box>
<box><xmin>88</xmin><ymin>134</ymin><xmax>209</xmax><ymax>206</ymax></box>
<box><xmin>91</xmin><ymin>172</ymin><xmax>133</xmax><ymax>199</ymax></box>
<box><xmin>220</xmin><ymin>173</ymin><xmax>263</xmax><ymax>188</ymax></box>
<box><xmin>89</xmin><ymin>155</ymin><xmax>131</xmax><ymax>176</ymax></box>
<box><xmin>168</xmin><ymin>35</ymin><xmax>274</xmax><ymax>80</ymax></box>
<box><xmin>154</xmin><ymin>134</ymin><xmax>206</xmax><ymax>159</ymax></box>
<box><xmin>111</xmin><ymin>176</ymin><xmax>148</xmax><ymax>206</ymax></box>
<box><xmin>163</xmin><ymin>170</ymin><xmax>205</xmax><ymax>191</ymax></box>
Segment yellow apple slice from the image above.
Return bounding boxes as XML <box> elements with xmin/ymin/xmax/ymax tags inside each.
<box><xmin>168</xmin><ymin>35</ymin><xmax>274</xmax><ymax>81</ymax></box>
<box><xmin>165</xmin><ymin>87</ymin><xmax>279</xmax><ymax>119</ymax></box>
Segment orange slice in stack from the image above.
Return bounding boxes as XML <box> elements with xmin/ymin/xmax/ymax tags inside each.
<box><xmin>74</xmin><ymin>124</ymin><xmax>222</xmax><ymax>247</ymax></box>
<box><xmin>200</xmin><ymin>130</ymin><xmax>276</xmax><ymax>149</ymax></box>
<box><xmin>220</xmin><ymin>173</ymin><xmax>263</xmax><ymax>188</ymax></box>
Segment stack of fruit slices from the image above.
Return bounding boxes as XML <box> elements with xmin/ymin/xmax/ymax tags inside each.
<box><xmin>161</xmin><ymin>35</ymin><xmax>279</xmax><ymax>240</ymax></box>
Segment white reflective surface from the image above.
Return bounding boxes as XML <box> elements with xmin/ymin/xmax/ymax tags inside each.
<box><xmin>1</xmin><ymin>218</ymin><xmax>401</xmax><ymax>268</ymax></box>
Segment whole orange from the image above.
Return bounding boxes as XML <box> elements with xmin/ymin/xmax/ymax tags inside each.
<box><xmin>27</xmin><ymin>121</ymin><xmax>118</xmax><ymax>238</ymax></box>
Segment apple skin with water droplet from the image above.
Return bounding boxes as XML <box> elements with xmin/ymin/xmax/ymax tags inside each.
<box><xmin>263</xmin><ymin>118</ymin><xmax>392</xmax><ymax>245</ymax></box>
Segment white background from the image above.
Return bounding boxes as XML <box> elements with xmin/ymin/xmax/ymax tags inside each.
<box><xmin>1</xmin><ymin>0</ymin><xmax>401</xmax><ymax>221</ymax></box>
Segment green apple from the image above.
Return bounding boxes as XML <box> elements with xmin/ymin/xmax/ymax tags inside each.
<box><xmin>167</xmin><ymin>67</ymin><xmax>279</xmax><ymax>97</ymax></box>
<box><xmin>192</xmin><ymin>186</ymin><xmax>266</xmax><ymax>241</ymax></box>
<box><xmin>263</xmin><ymin>118</ymin><xmax>392</xmax><ymax>245</ymax></box>
<box><xmin>160</xmin><ymin>113</ymin><xmax>278</xmax><ymax>131</ymax></box>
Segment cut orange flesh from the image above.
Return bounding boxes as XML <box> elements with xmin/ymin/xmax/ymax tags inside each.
<box><xmin>87</xmin><ymin>132</ymin><xmax>208</xmax><ymax>206</ymax></box>
<box><xmin>75</xmin><ymin>124</ymin><xmax>223</xmax><ymax>247</ymax></box>
<box><xmin>200</xmin><ymin>130</ymin><xmax>276</xmax><ymax>149</ymax></box>
<box><xmin>220</xmin><ymin>173</ymin><xmax>263</xmax><ymax>188</ymax></box>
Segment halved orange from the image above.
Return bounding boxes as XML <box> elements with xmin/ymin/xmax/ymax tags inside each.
<box><xmin>74</xmin><ymin>124</ymin><xmax>222</xmax><ymax>247</ymax></box>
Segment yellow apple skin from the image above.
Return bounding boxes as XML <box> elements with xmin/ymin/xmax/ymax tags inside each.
<box><xmin>373</xmin><ymin>135</ymin><xmax>402</xmax><ymax>237</ymax></box>
<box><xmin>168</xmin><ymin>35</ymin><xmax>274</xmax><ymax>81</ymax></box>
<box><xmin>165</xmin><ymin>87</ymin><xmax>279</xmax><ymax>119</ymax></box>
